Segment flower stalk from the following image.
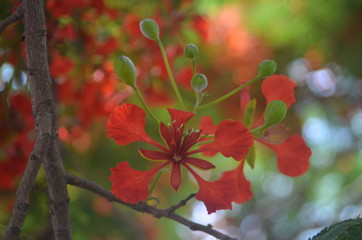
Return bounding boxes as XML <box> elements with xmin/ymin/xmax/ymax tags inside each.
<box><xmin>198</xmin><ymin>75</ymin><xmax>263</xmax><ymax>110</ymax></box>
<box><xmin>157</xmin><ymin>39</ymin><xmax>185</xmax><ymax>109</ymax></box>
<box><xmin>134</xmin><ymin>87</ymin><xmax>160</xmax><ymax>124</ymax></box>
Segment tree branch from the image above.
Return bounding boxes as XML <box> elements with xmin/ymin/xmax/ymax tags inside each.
<box><xmin>167</xmin><ymin>193</ymin><xmax>197</xmax><ymax>213</ymax></box>
<box><xmin>22</xmin><ymin>0</ymin><xmax>71</xmax><ymax>239</ymax></box>
<box><xmin>66</xmin><ymin>172</ymin><xmax>238</xmax><ymax>240</ymax></box>
<box><xmin>0</xmin><ymin>1</ymin><xmax>25</xmax><ymax>35</ymax></box>
<box><xmin>3</xmin><ymin>147</ymin><xmax>42</xmax><ymax>239</ymax></box>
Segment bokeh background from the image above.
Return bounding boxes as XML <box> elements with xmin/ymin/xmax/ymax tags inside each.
<box><xmin>1</xmin><ymin>0</ymin><xmax>362</xmax><ymax>239</ymax></box>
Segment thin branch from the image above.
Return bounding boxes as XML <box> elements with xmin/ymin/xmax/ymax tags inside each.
<box><xmin>66</xmin><ymin>172</ymin><xmax>238</xmax><ymax>240</ymax></box>
<box><xmin>167</xmin><ymin>193</ymin><xmax>197</xmax><ymax>213</ymax></box>
<box><xmin>3</xmin><ymin>146</ymin><xmax>42</xmax><ymax>239</ymax></box>
<box><xmin>0</xmin><ymin>2</ymin><xmax>25</xmax><ymax>35</ymax></box>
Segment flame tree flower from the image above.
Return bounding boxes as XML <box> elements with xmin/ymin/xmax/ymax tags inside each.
<box><xmin>107</xmin><ymin>103</ymin><xmax>254</xmax><ymax>213</ymax></box>
<box><xmin>201</xmin><ymin>75</ymin><xmax>311</xmax><ymax>178</ymax></box>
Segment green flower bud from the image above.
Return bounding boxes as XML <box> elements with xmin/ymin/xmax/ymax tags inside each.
<box><xmin>184</xmin><ymin>43</ymin><xmax>199</xmax><ymax>59</ymax></box>
<box><xmin>191</xmin><ymin>73</ymin><xmax>208</xmax><ymax>93</ymax></box>
<box><xmin>264</xmin><ymin>100</ymin><xmax>287</xmax><ymax>126</ymax></box>
<box><xmin>139</xmin><ymin>19</ymin><xmax>160</xmax><ymax>41</ymax></box>
<box><xmin>257</xmin><ymin>60</ymin><xmax>277</xmax><ymax>77</ymax></box>
<box><xmin>114</xmin><ymin>55</ymin><xmax>136</xmax><ymax>88</ymax></box>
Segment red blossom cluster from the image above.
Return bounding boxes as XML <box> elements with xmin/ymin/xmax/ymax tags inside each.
<box><xmin>0</xmin><ymin>1</ymin><xmax>209</xmax><ymax>189</ymax></box>
<box><xmin>0</xmin><ymin>93</ymin><xmax>34</xmax><ymax>189</ymax></box>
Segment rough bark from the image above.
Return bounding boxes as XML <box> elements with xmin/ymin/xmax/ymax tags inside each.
<box><xmin>20</xmin><ymin>0</ymin><xmax>71</xmax><ymax>239</ymax></box>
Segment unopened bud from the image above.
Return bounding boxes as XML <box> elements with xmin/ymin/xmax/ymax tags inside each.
<box><xmin>184</xmin><ymin>43</ymin><xmax>199</xmax><ymax>60</ymax></box>
<box><xmin>139</xmin><ymin>19</ymin><xmax>160</xmax><ymax>41</ymax></box>
<box><xmin>114</xmin><ymin>55</ymin><xmax>136</xmax><ymax>88</ymax></box>
<box><xmin>191</xmin><ymin>73</ymin><xmax>208</xmax><ymax>93</ymax></box>
<box><xmin>257</xmin><ymin>60</ymin><xmax>277</xmax><ymax>77</ymax></box>
<box><xmin>264</xmin><ymin>100</ymin><xmax>287</xmax><ymax>126</ymax></box>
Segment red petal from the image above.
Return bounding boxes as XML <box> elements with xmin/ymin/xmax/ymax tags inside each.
<box><xmin>139</xmin><ymin>149</ymin><xmax>170</xmax><ymax>161</ymax></box>
<box><xmin>184</xmin><ymin>164</ymin><xmax>232</xmax><ymax>214</ymax></box>
<box><xmin>106</xmin><ymin>104</ymin><xmax>157</xmax><ymax>146</ymax></box>
<box><xmin>183</xmin><ymin>157</ymin><xmax>215</xmax><ymax>170</ymax></box>
<box><xmin>199</xmin><ymin>116</ymin><xmax>217</xmax><ymax>135</ymax></box>
<box><xmin>219</xmin><ymin>162</ymin><xmax>253</xmax><ymax>204</ymax></box>
<box><xmin>159</xmin><ymin>123</ymin><xmax>173</xmax><ymax>149</ymax></box>
<box><xmin>201</xmin><ymin>120</ymin><xmax>254</xmax><ymax>161</ymax></box>
<box><xmin>109</xmin><ymin>162</ymin><xmax>168</xmax><ymax>203</ymax></box>
<box><xmin>261</xmin><ymin>75</ymin><xmax>296</xmax><ymax>108</ymax></box>
<box><xmin>197</xmin><ymin>116</ymin><xmax>218</xmax><ymax>156</ymax></box>
<box><xmin>171</xmin><ymin>163</ymin><xmax>181</xmax><ymax>191</ymax></box>
<box><xmin>167</xmin><ymin>108</ymin><xmax>194</xmax><ymax>128</ymax></box>
<box><xmin>259</xmin><ymin>135</ymin><xmax>311</xmax><ymax>177</ymax></box>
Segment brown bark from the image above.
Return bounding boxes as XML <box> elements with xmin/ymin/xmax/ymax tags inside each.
<box><xmin>23</xmin><ymin>0</ymin><xmax>71</xmax><ymax>239</ymax></box>
<box><xmin>4</xmin><ymin>0</ymin><xmax>71</xmax><ymax>239</ymax></box>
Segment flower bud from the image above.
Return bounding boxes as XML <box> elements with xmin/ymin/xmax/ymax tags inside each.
<box><xmin>264</xmin><ymin>100</ymin><xmax>287</xmax><ymax>126</ymax></box>
<box><xmin>191</xmin><ymin>73</ymin><xmax>208</xmax><ymax>93</ymax></box>
<box><xmin>114</xmin><ymin>55</ymin><xmax>136</xmax><ymax>88</ymax></box>
<box><xmin>139</xmin><ymin>19</ymin><xmax>160</xmax><ymax>41</ymax></box>
<box><xmin>257</xmin><ymin>60</ymin><xmax>277</xmax><ymax>77</ymax></box>
<box><xmin>184</xmin><ymin>43</ymin><xmax>199</xmax><ymax>59</ymax></box>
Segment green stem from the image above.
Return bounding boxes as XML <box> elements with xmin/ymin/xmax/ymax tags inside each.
<box><xmin>192</xmin><ymin>92</ymin><xmax>202</xmax><ymax>113</ymax></box>
<box><xmin>192</xmin><ymin>59</ymin><xmax>196</xmax><ymax>75</ymax></box>
<box><xmin>157</xmin><ymin>40</ymin><xmax>185</xmax><ymax>109</ymax></box>
<box><xmin>134</xmin><ymin>87</ymin><xmax>160</xmax><ymax>124</ymax></box>
<box><xmin>250</xmin><ymin>125</ymin><xmax>268</xmax><ymax>134</ymax></box>
<box><xmin>198</xmin><ymin>75</ymin><xmax>263</xmax><ymax>110</ymax></box>
<box><xmin>149</xmin><ymin>170</ymin><xmax>163</xmax><ymax>197</ymax></box>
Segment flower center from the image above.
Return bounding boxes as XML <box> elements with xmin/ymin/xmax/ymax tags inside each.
<box><xmin>173</xmin><ymin>154</ymin><xmax>182</xmax><ymax>162</ymax></box>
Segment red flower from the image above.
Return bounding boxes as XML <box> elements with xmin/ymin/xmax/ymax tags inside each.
<box><xmin>246</xmin><ymin>75</ymin><xmax>311</xmax><ymax>176</ymax></box>
<box><xmin>107</xmin><ymin>103</ymin><xmax>253</xmax><ymax>213</ymax></box>
<box><xmin>201</xmin><ymin>75</ymin><xmax>311</xmax><ymax>177</ymax></box>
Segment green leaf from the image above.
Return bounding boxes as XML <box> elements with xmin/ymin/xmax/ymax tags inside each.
<box><xmin>309</xmin><ymin>218</ymin><xmax>362</xmax><ymax>240</ymax></box>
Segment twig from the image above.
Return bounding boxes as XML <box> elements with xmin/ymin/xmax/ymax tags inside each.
<box><xmin>66</xmin><ymin>172</ymin><xmax>238</xmax><ymax>240</ymax></box>
<box><xmin>0</xmin><ymin>1</ymin><xmax>25</xmax><ymax>35</ymax></box>
<box><xmin>167</xmin><ymin>193</ymin><xmax>197</xmax><ymax>213</ymax></box>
